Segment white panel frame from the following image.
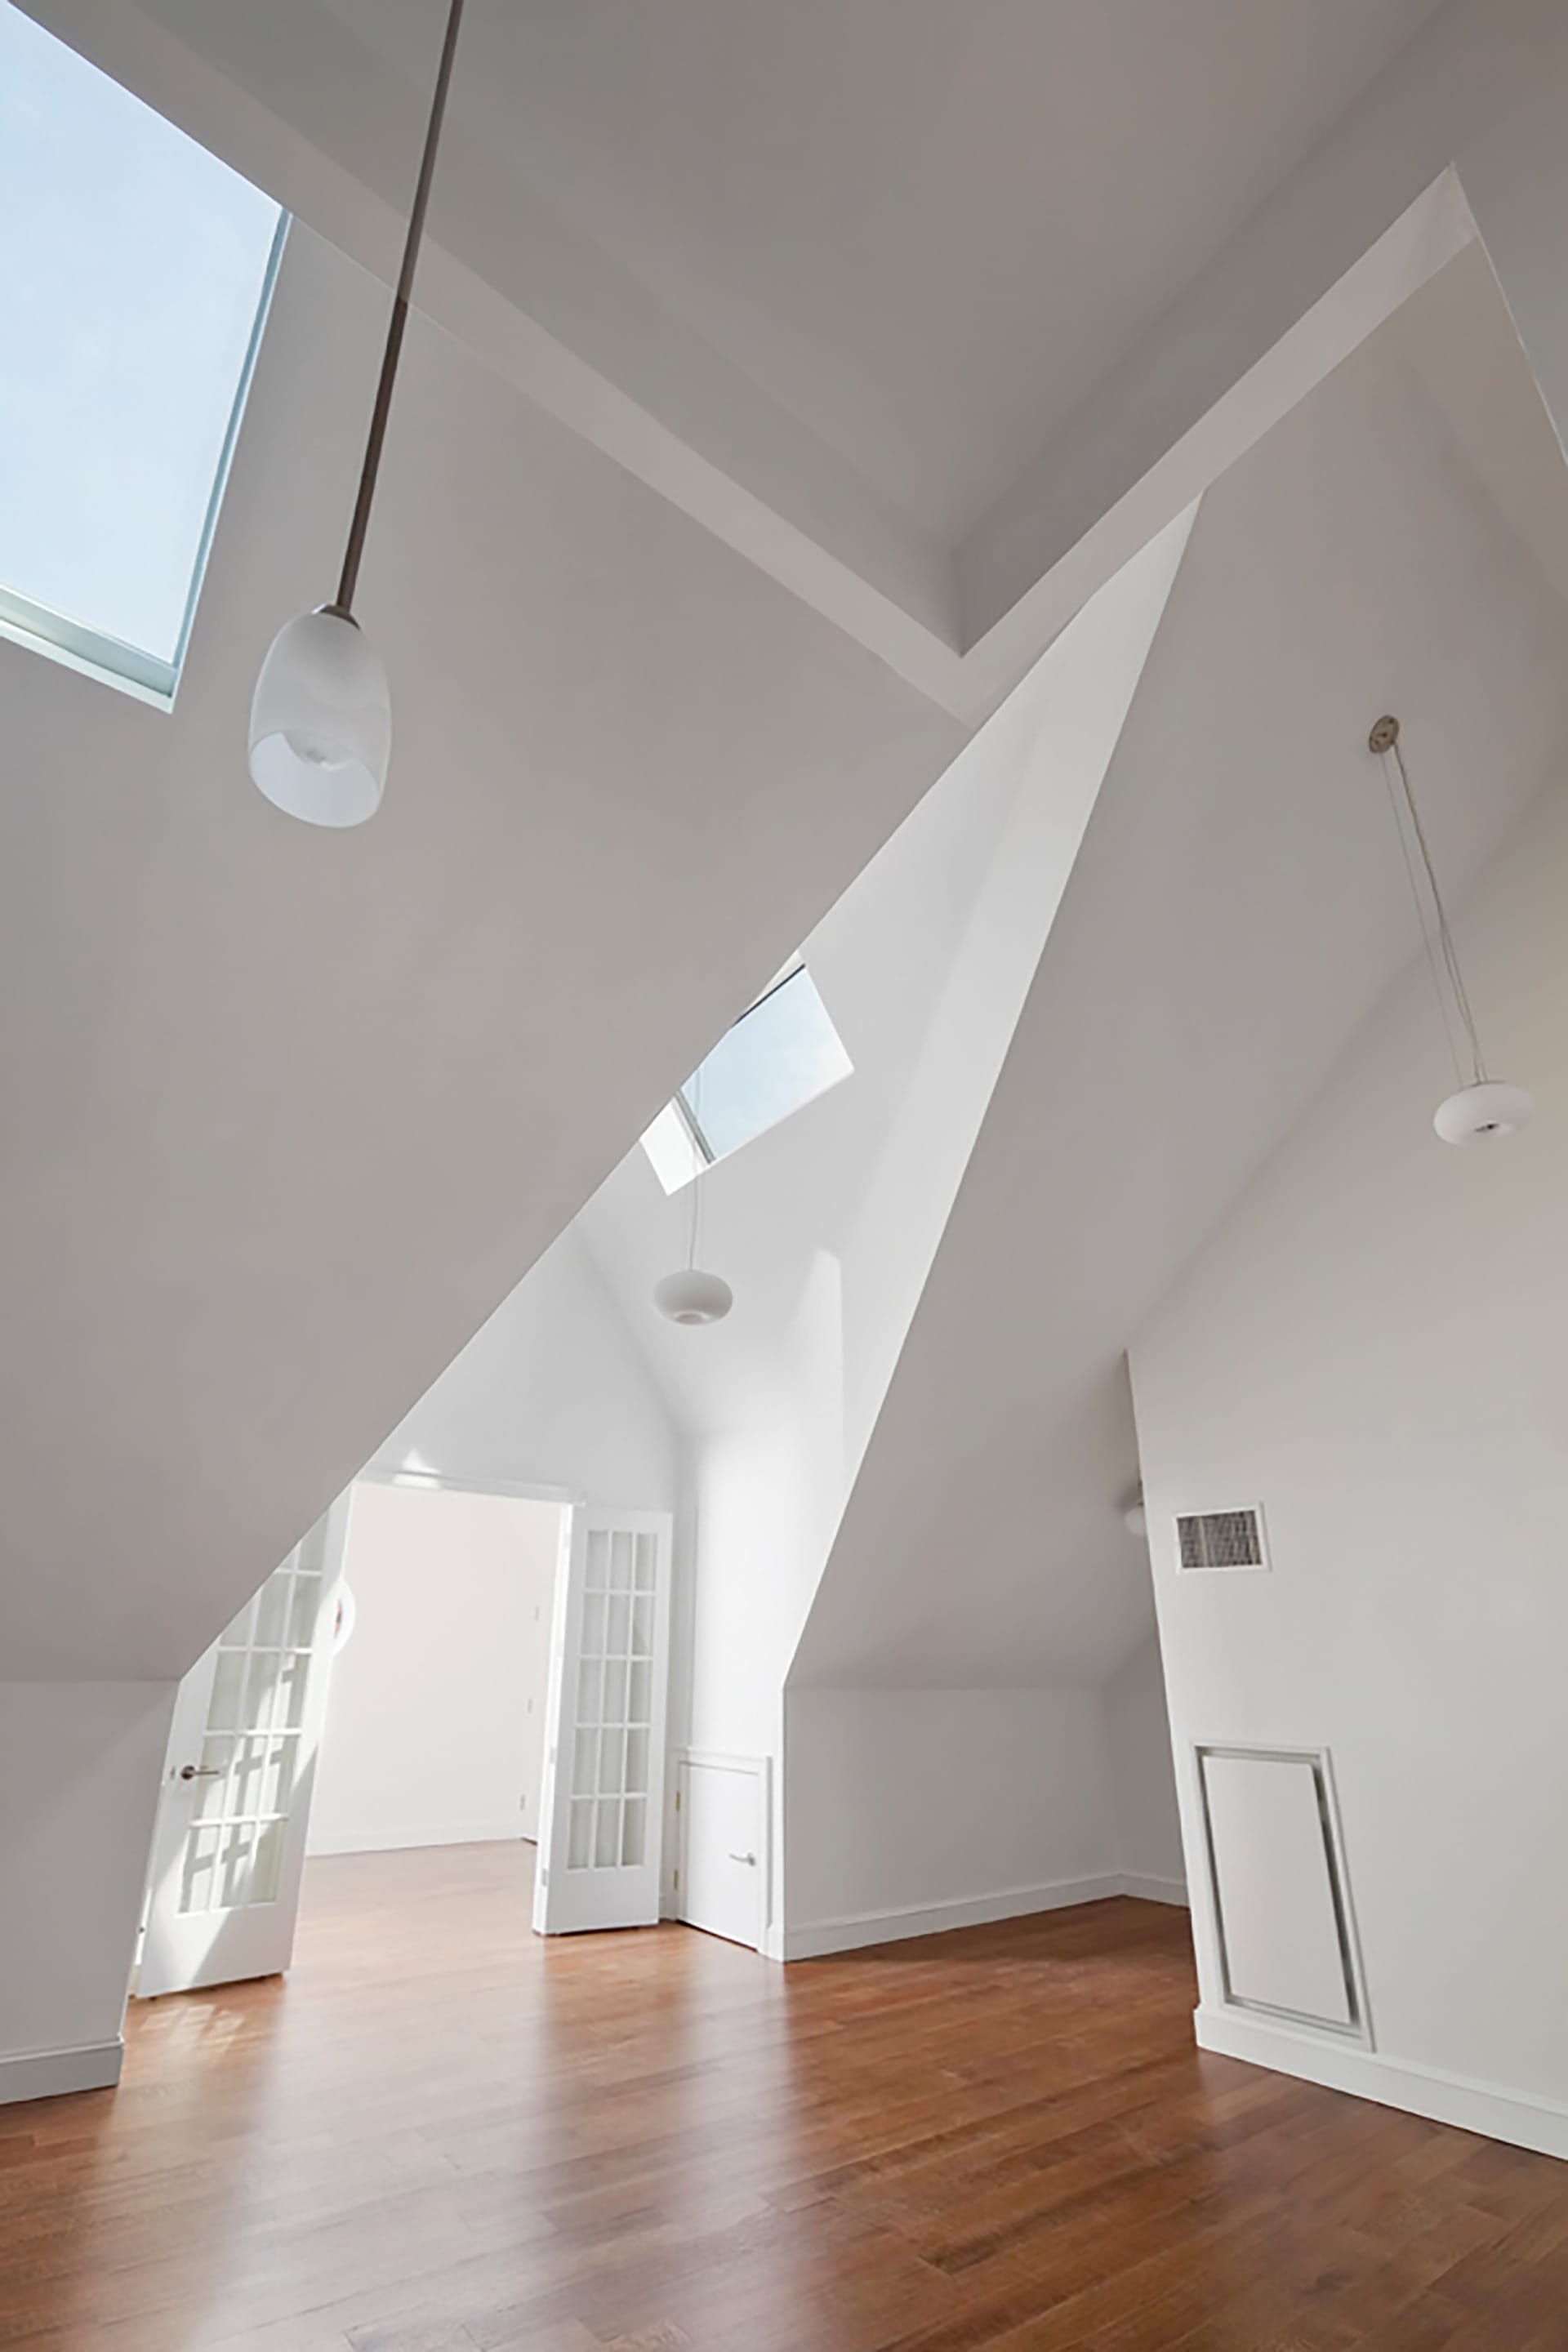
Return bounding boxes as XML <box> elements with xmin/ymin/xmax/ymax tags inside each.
<box><xmin>675</xmin><ymin>1749</ymin><xmax>772</xmax><ymax>1951</ymax></box>
<box><xmin>1194</xmin><ymin>1742</ymin><xmax>1371</xmax><ymax>2046</ymax></box>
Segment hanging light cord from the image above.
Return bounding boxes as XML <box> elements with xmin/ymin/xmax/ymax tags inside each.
<box><xmin>1376</xmin><ymin>732</ymin><xmax>1486</xmax><ymax>1089</ymax></box>
<box><xmin>687</xmin><ymin>1060</ymin><xmax>705</xmax><ymax>1273</ymax></box>
<box><xmin>332</xmin><ymin>0</ymin><xmax>466</xmax><ymax>619</ymax></box>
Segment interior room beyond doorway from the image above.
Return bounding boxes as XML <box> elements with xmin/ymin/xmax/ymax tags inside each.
<box><xmin>308</xmin><ymin>1479</ymin><xmax>568</xmax><ymax>1859</ymax></box>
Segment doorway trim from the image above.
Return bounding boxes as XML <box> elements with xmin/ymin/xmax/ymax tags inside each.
<box><xmin>355</xmin><ymin>1464</ymin><xmax>583</xmax><ymax>1508</ymax></box>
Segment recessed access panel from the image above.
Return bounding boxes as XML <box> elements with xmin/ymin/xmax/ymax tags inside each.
<box><xmin>1197</xmin><ymin>1746</ymin><xmax>1365</xmax><ymax>2037</ymax></box>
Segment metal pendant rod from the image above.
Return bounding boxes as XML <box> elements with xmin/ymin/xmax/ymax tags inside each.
<box><xmin>334</xmin><ymin>0</ymin><xmax>466</xmax><ymax>617</ymax></box>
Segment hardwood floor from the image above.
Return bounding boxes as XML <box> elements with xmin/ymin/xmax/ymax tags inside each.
<box><xmin>2</xmin><ymin>1846</ymin><xmax>1565</xmax><ymax>2350</ymax></box>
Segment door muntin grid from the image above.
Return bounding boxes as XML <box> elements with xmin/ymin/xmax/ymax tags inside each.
<box><xmin>566</xmin><ymin>1526</ymin><xmax>657</xmax><ymax>1871</ymax></box>
<box><xmin>177</xmin><ymin>1520</ymin><xmax>328</xmax><ymax>1917</ymax></box>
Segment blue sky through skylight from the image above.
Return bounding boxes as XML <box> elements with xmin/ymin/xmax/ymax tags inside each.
<box><xmin>681</xmin><ymin>965</ymin><xmax>852</xmax><ymax>1161</ymax></box>
<box><xmin>0</xmin><ymin>3</ymin><xmax>282</xmax><ymax>675</ymax></box>
<box><xmin>640</xmin><ymin>964</ymin><xmax>853</xmax><ymax>1192</ymax></box>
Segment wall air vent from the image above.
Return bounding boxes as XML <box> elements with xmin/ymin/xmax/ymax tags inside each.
<box><xmin>1176</xmin><ymin>1507</ymin><xmax>1267</xmax><ymax>1573</ymax></box>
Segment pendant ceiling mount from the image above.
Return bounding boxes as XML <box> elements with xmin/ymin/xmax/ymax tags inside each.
<box><xmin>653</xmin><ymin>1067</ymin><xmax>733</xmax><ymax>1325</ymax></box>
<box><xmin>250</xmin><ymin>0</ymin><xmax>466</xmax><ymax>826</ymax></box>
<box><xmin>1368</xmin><ymin>713</ymin><xmax>1533</xmax><ymax>1147</ymax></box>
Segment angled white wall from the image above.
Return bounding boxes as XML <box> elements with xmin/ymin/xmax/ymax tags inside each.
<box><xmin>1132</xmin><ymin>775</ymin><xmax>1568</xmax><ymax>2157</ymax></box>
<box><xmin>0</xmin><ymin>1683</ymin><xmax>175</xmax><ymax>2104</ymax></box>
<box><xmin>792</xmin><ymin>255</ymin><xmax>1568</xmax><ymax>1700</ymax></box>
<box><xmin>368</xmin><ymin>1227</ymin><xmax>679</xmax><ymax>1513</ymax></box>
<box><xmin>781</xmin><ymin>247</ymin><xmax>1568</xmax><ymax>1948</ymax></box>
<box><xmin>650</xmin><ymin>523</ymin><xmax>1194</xmax><ymax>1949</ymax></box>
<box><xmin>0</xmin><ymin>212</ymin><xmax>962</xmax><ymax>1690</ymax></box>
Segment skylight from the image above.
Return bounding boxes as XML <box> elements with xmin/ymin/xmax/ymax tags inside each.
<box><xmin>0</xmin><ymin>4</ymin><xmax>284</xmax><ymax>703</ymax></box>
<box><xmin>642</xmin><ymin>964</ymin><xmax>853</xmax><ymax>1193</ymax></box>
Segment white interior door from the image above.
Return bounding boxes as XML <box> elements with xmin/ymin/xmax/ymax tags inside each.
<box><xmin>137</xmin><ymin>1499</ymin><xmax>348</xmax><ymax>1996</ymax></box>
<box><xmin>678</xmin><ymin>1754</ymin><xmax>766</xmax><ymax>1950</ymax></box>
<box><xmin>534</xmin><ymin>1507</ymin><xmax>672</xmax><ymax>1936</ymax></box>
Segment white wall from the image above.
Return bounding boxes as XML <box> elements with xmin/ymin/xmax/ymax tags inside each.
<box><xmin>376</xmin><ymin>1223</ymin><xmax>684</xmax><ymax>1878</ymax></box>
<box><xmin>783</xmin><ymin>1687</ymin><xmax>1120</xmax><ymax>1957</ymax></box>
<box><xmin>1131</xmin><ymin>775</ymin><xmax>1568</xmax><ymax>2155</ymax></box>
<box><xmin>342</xmin><ymin>1223</ymin><xmax>684</xmax><ymax>1875</ymax></box>
<box><xmin>1103</xmin><ymin>1636</ymin><xmax>1186</xmax><ymax>1900</ymax></box>
<box><xmin>0</xmin><ymin>1682</ymin><xmax>175</xmax><ymax>2102</ymax></box>
<box><xmin>309</xmin><ymin>1484</ymin><xmax>565</xmax><ymax>1856</ymax></box>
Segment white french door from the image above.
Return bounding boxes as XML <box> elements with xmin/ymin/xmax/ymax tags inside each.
<box><xmin>137</xmin><ymin>1498</ymin><xmax>349</xmax><ymax>1997</ymax></box>
<box><xmin>533</xmin><ymin>1507</ymin><xmax>673</xmax><ymax>1936</ymax></box>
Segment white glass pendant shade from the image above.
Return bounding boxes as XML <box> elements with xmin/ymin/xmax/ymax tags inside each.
<box><xmin>653</xmin><ymin>1269</ymin><xmax>733</xmax><ymax>1326</ymax></box>
<box><xmin>249</xmin><ymin>608</ymin><xmax>390</xmax><ymax>828</ymax></box>
<box><xmin>1123</xmin><ymin>1499</ymin><xmax>1147</xmax><ymax>1539</ymax></box>
<box><xmin>1433</xmin><ymin>1080</ymin><xmax>1534</xmax><ymax>1146</ymax></box>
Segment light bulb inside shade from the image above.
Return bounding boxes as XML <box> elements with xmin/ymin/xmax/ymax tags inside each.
<box><xmin>653</xmin><ymin>1269</ymin><xmax>733</xmax><ymax>1325</ymax></box>
<box><xmin>249</xmin><ymin>608</ymin><xmax>390</xmax><ymax>827</ymax></box>
<box><xmin>1433</xmin><ymin>1080</ymin><xmax>1534</xmax><ymax>1146</ymax></box>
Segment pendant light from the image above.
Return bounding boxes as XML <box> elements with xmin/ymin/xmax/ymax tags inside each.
<box><xmin>1121</xmin><ymin>1485</ymin><xmax>1147</xmax><ymax>1540</ymax></box>
<box><xmin>653</xmin><ymin>1160</ymin><xmax>734</xmax><ymax>1326</ymax></box>
<box><xmin>653</xmin><ymin>1071</ymin><xmax>733</xmax><ymax>1325</ymax></box>
<box><xmin>250</xmin><ymin>0</ymin><xmax>466</xmax><ymax>826</ymax></box>
<box><xmin>1369</xmin><ymin>715</ymin><xmax>1533</xmax><ymax>1145</ymax></box>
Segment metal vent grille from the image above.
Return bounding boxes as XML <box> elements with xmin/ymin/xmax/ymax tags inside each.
<box><xmin>1177</xmin><ymin>1507</ymin><xmax>1265</xmax><ymax>1571</ymax></box>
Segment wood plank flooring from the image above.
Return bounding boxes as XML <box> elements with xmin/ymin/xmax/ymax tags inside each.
<box><xmin>2</xmin><ymin>1844</ymin><xmax>1565</xmax><ymax>2350</ymax></box>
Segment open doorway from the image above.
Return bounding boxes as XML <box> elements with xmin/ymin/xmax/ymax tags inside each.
<box><xmin>310</xmin><ymin>1478</ymin><xmax>570</xmax><ymax>1859</ymax></box>
<box><xmin>136</xmin><ymin>1482</ymin><xmax>678</xmax><ymax>1998</ymax></box>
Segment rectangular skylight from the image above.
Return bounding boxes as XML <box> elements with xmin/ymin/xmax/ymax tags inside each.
<box><xmin>0</xmin><ymin>3</ymin><xmax>284</xmax><ymax>704</ymax></box>
<box><xmin>641</xmin><ymin>964</ymin><xmax>853</xmax><ymax>1193</ymax></box>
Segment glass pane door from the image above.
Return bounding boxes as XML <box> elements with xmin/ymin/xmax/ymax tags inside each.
<box><xmin>535</xmin><ymin>1509</ymin><xmax>672</xmax><ymax>1936</ymax></box>
<box><xmin>138</xmin><ymin>1499</ymin><xmax>347</xmax><ymax>1996</ymax></box>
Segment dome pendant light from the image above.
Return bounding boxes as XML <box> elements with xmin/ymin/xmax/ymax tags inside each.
<box><xmin>653</xmin><ymin>1171</ymin><xmax>734</xmax><ymax>1325</ymax></box>
<box><xmin>1368</xmin><ymin>715</ymin><xmax>1533</xmax><ymax>1146</ymax></box>
<box><xmin>654</xmin><ymin>1266</ymin><xmax>735</xmax><ymax>1327</ymax></box>
<box><xmin>653</xmin><ymin>1080</ymin><xmax>733</xmax><ymax>1326</ymax></box>
<box><xmin>250</xmin><ymin>0</ymin><xmax>466</xmax><ymax>826</ymax></box>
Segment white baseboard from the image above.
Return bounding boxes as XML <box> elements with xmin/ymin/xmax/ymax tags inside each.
<box><xmin>0</xmin><ymin>2038</ymin><xmax>123</xmax><ymax>2107</ymax></box>
<box><xmin>783</xmin><ymin>1870</ymin><xmax>1187</xmax><ymax>1959</ymax></box>
<box><xmin>1196</xmin><ymin>2006</ymin><xmax>1568</xmax><ymax>2164</ymax></box>
<box><xmin>784</xmin><ymin>1872</ymin><xmax>1125</xmax><ymax>1960</ymax></box>
<box><xmin>307</xmin><ymin>1820</ymin><xmax>526</xmax><ymax>1857</ymax></box>
<box><xmin>1120</xmin><ymin>1872</ymin><xmax>1189</xmax><ymax>1907</ymax></box>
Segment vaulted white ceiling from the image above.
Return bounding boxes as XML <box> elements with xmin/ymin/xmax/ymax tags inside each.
<box><xmin>546</xmin><ymin>239</ymin><xmax>1568</xmax><ymax>1694</ymax></box>
<box><xmin>312</xmin><ymin>0</ymin><xmax>1446</xmax><ymax>546</ymax></box>
<box><xmin>6</xmin><ymin>0</ymin><xmax>1565</xmax><ymax>1709</ymax></box>
<box><xmin>792</xmin><ymin>247</ymin><xmax>1568</xmax><ymax>1683</ymax></box>
<box><xmin>22</xmin><ymin>0</ymin><xmax>1470</xmax><ymax>706</ymax></box>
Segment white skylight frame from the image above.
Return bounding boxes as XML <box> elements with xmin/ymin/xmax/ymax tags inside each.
<box><xmin>0</xmin><ymin>6</ymin><xmax>287</xmax><ymax>707</ymax></box>
<box><xmin>641</xmin><ymin>961</ymin><xmax>853</xmax><ymax>1194</ymax></box>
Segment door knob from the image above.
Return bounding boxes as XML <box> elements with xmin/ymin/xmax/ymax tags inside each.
<box><xmin>728</xmin><ymin>1851</ymin><xmax>757</xmax><ymax>1866</ymax></box>
<box><xmin>177</xmin><ymin>1763</ymin><xmax>224</xmax><ymax>1780</ymax></box>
